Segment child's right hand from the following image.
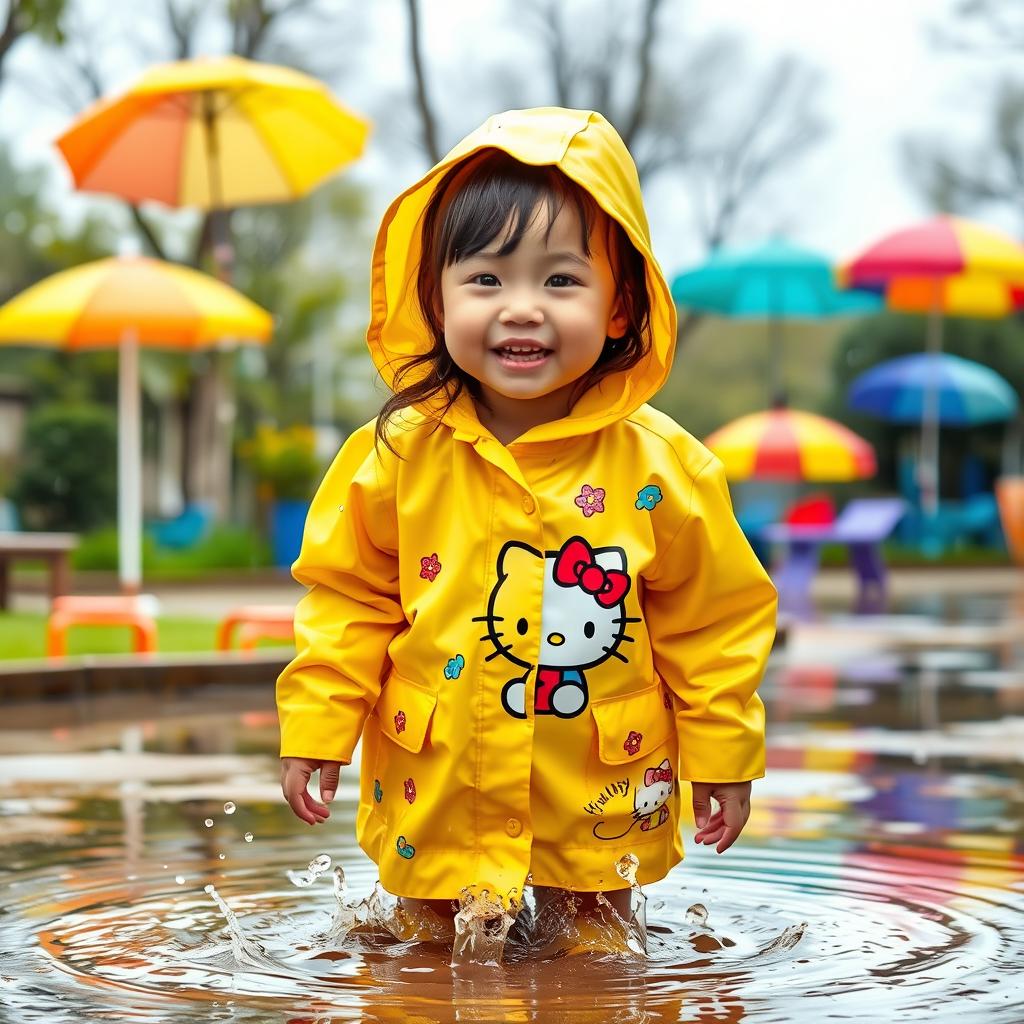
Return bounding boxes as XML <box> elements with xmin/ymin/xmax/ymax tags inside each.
<box><xmin>280</xmin><ymin>757</ymin><xmax>342</xmax><ymax>825</ymax></box>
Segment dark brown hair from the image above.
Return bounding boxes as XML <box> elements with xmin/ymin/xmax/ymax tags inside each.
<box><xmin>375</xmin><ymin>149</ymin><xmax>651</xmax><ymax>454</ymax></box>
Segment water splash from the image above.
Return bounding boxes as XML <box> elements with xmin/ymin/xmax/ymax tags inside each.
<box><xmin>203</xmin><ymin>883</ymin><xmax>274</xmax><ymax>970</ymax></box>
<box><xmin>287</xmin><ymin>853</ymin><xmax>333</xmax><ymax>889</ymax></box>
<box><xmin>615</xmin><ymin>852</ymin><xmax>648</xmax><ymax>954</ymax></box>
<box><xmin>452</xmin><ymin>888</ymin><xmax>519</xmax><ymax>966</ymax></box>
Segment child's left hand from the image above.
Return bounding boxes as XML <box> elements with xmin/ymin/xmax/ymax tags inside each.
<box><xmin>691</xmin><ymin>781</ymin><xmax>751</xmax><ymax>854</ymax></box>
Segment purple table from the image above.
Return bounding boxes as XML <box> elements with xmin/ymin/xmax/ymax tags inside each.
<box><xmin>763</xmin><ymin>498</ymin><xmax>907</xmax><ymax>617</ymax></box>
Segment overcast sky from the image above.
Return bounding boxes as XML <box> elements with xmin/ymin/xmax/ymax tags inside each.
<box><xmin>0</xmin><ymin>0</ymin><xmax>1014</xmax><ymax>276</ymax></box>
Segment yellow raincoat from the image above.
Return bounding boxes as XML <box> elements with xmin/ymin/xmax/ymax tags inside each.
<box><xmin>277</xmin><ymin>108</ymin><xmax>776</xmax><ymax>902</ymax></box>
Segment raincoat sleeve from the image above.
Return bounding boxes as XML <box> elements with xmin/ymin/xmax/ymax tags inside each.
<box><xmin>644</xmin><ymin>454</ymin><xmax>777</xmax><ymax>783</ymax></box>
<box><xmin>276</xmin><ymin>423</ymin><xmax>405</xmax><ymax>764</ymax></box>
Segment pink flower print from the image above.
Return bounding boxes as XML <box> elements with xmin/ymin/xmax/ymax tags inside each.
<box><xmin>420</xmin><ymin>553</ymin><xmax>442</xmax><ymax>581</ymax></box>
<box><xmin>574</xmin><ymin>484</ymin><xmax>606</xmax><ymax>518</ymax></box>
<box><xmin>394</xmin><ymin>710</ymin><xmax>407</xmax><ymax>734</ymax></box>
<box><xmin>623</xmin><ymin>730</ymin><xmax>643</xmax><ymax>756</ymax></box>
<box><xmin>404</xmin><ymin>777</ymin><xmax>416</xmax><ymax>804</ymax></box>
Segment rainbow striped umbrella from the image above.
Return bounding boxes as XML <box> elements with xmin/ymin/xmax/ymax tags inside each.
<box><xmin>838</xmin><ymin>216</ymin><xmax>1024</xmax><ymax>513</ymax></box>
<box><xmin>705</xmin><ymin>407</ymin><xmax>876</xmax><ymax>482</ymax></box>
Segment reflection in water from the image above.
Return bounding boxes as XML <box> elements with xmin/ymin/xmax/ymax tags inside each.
<box><xmin>1</xmin><ymin>589</ymin><xmax>1024</xmax><ymax>1021</ymax></box>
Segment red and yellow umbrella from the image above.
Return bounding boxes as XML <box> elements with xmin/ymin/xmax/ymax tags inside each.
<box><xmin>837</xmin><ymin>215</ymin><xmax>1024</xmax><ymax>317</ymax></box>
<box><xmin>705</xmin><ymin>407</ymin><xmax>876</xmax><ymax>482</ymax></box>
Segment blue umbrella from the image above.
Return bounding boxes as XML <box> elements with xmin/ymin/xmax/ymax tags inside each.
<box><xmin>672</xmin><ymin>239</ymin><xmax>881</xmax><ymax>403</ymax></box>
<box><xmin>848</xmin><ymin>353</ymin><xmax>1019</xmax><ymax>425</ymax></box>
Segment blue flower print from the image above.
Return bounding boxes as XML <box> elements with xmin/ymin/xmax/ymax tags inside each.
<box><xmin>396</xmin><ymin>835</ymin><xmax>416</xmax><ymax>859</ymax></box>
<box><xmin>635</xmin><ymin>484</ymin><xmax>663</xmax><ymax>511</ymax></box>
<box><xmin>444</xmin><ymin>654</ymin><xmax>465</xmax><ymax>679</ymax></box>
<box><xmin>373</xmin><ymin>779</ymin><xmax>383</xmax><ymax>803</ymax></box>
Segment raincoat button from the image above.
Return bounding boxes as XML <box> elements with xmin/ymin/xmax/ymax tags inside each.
<box><xmin>505</xmin><ymin>817</ymin><xmax>523</xmax><ymax>837</ymax></box>
<box><xmin>521</xmin><ymin>495</ymin><xmax>536</xmax><ymax>515</ymax></box>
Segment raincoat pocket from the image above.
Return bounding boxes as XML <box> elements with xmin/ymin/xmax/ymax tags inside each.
<box><xmin>374</xmin><ymin>673</ymin><xmax>438</xmax><ymax>753</ymax></box>
<box><xmin>590</xmin><ymin>683</ymin><xmax>674</xmax><ymax>765</ymax></box>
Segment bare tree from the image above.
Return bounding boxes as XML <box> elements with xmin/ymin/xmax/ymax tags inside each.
<box><xmin>0</xmin><ymin>0</ymin><xmax>67</xmax><ymax>85</ymax></box>
<box><xmin>908</xmin><ymin>2</ymin><xmax>1024</xmax><ymax>230</ymax></box>
<box><xmin>929</xmin><ymin>0</ymin><xmax>1024</xmax><ymax>53</ymax></box>
<box><xmin>400</xmin><ymin>0</ymin><xmax>827</xmax><ymax>348</ymax></box>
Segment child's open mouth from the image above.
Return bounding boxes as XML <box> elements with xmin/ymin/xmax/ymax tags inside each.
<box><xmin>493</xmin><ymin>345</ymin><xmax>552</xmax><ymax>370</ymax></box>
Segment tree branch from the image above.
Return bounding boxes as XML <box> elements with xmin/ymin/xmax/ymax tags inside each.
<box><xmin>404</xmin><ymin>0</ymin><xmax>441</xmax><ymax>164</ymax></box>
<box><xmin>620</xmin><ymin>0</ymin><xmax>662</xmax><ymax>149</ymax></box>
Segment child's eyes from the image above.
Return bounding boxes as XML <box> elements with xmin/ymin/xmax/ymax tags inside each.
<box><xmin>467</xmin><ymin>273</ymin><xmax>580</xmax><ymax>288</ymax></box>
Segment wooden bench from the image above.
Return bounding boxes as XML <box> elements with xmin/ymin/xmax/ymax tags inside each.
<box><xmin>0</xmin><ymin>532</ymin><xmax>78</xmax><ymax>611</ymax></box>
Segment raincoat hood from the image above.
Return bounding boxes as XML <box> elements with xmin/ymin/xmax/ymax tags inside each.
<box><xmin>367</xmin><ymin>107</ymin><xmax>677</xmax><ymax>442</ymax></box>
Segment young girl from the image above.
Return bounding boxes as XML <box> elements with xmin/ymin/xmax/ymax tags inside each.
<box><xmin>277</xmin><ymin>107</ymin><xmax>776</xmax><ymax>927</ymax></box>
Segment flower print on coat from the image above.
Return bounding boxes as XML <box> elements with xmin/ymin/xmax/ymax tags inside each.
<box><xmin>474</xmin><ymin>536</ymin><xmax>639</xmax><ymax>721</ymax></box>
<box><xmin>574</xmin><ymin>484</ymin><xmax>605</xmax><ymax>517</ymax></box>
<box><xmin>419</xmin><ymin>553</ymin><xmax>442</xmax><ymax>581</ymax></box>
<box><xmin>635</xmin><ymin>484</ymin><xmax>663</xmax><ymax>511</ymax></box>
<box><xmin>444</xmin><ymin>654</ymin><xmax>465</xmax><ymax>679</ymax></box>
<box><xmin>396</xmin><ymin>836</ymin><xmax>415</xmax><ymax>859</ymax></box>
<box><xmin>373</xmin><ymin>779</ymin><xmax>383</xmax><ymax>803</ymax></box>
<box><xmin>394</xmin><ymin>710</ymin><xmax>407</xmax><ymax>734</ymax></box>
<box><xmin>623</xmin><ymin>730</ymin><xmax>643</xmax><ymax>756</ymax></box>
<box><xmin>404</xmin><ymin>777</ymin><xmax>416</xmax><ymax>804</ymax></box>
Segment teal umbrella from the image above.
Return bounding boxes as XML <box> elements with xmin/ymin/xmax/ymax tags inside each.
<box><xmin>672</xmin><ymin>238</ymin><xmax>881</xmax><ymax>403</ymax></box>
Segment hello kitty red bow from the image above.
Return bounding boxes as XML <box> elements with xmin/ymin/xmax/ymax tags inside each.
<box><xmin>644</xmin><ymin>766</ymin><xmax>673</xmax><ymax>785</ymax></box>
<box><xmin>553</xmin><ymin>537</ymin><xmax>630</xmax><ymax>607</ymax></box>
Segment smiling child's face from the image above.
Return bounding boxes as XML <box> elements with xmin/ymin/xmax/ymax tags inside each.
<box><xmin>439</xmin><ymin>200</ymin><xmax>628</xmax><ymax>432</ymax></box>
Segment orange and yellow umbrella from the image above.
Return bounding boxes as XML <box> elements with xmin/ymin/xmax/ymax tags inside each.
<box><xmin>705</xmin><ymin>407</ymin><xmax>876</xmax><ymax>482</ymax></box>
<box><xmin>0</xmin><ymin>256</ymin><xmax>272</xmax><ymax>591</ymax></box>
<box><xmin>55</xmin><ymin>55</ymin><xmax>370</xmax><ymax>210</ymax></box>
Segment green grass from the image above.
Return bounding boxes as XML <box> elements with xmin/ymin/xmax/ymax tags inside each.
<box><xmin>0</xmin><ymin>612</ymin><xmax>292</xmax><ymax>660</ymax></box>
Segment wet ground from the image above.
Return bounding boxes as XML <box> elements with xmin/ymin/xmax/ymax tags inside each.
<box><xmin>1</xmin><ymin>588</ymin><xmax>1023</xmax><ymax>1022</ymax></box>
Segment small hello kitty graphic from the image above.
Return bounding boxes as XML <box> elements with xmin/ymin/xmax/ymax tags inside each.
<box><xmin>474</xmin><ymin>535</ymin><xmax>637</xmax><ymax>719</ymax></box>
<box><xmin>592</xmin><ymin>759</ymin><xmax>674</xmax><ymax>840</ymax></box>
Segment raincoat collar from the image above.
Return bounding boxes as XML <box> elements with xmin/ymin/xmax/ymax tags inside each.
<box><xmin>367</xmin><ymin>107</ymin><xmax>677</xmax><ymax>444</ymax></box>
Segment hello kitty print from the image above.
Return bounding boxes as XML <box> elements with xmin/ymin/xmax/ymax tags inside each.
<box><xmin>474</xmin><ymin>535</ymin><xmax>638</xmax><ymax>719</ymax></box>
<box><xmin>591</xmin><ymin>758</ymin><xmax>674</xmax><ymax>840</ymax></box>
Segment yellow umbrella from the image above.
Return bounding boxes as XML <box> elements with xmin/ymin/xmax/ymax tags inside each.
<box><xmin>55</xmin><ymin>55</ymin><xmax>370</xmax><ymax>210</ymax></box>
<box><xmin>0</xmin><ymin>256</ymin><xmax>272</xmax><ymax>590</ymax></box>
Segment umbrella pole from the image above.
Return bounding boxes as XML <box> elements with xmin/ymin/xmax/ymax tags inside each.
<box><xmin>919</xmin><ymin>286</ymin><xmax>944</xmax><ymax>521</ymax></box>
<box><xmin>769</xmin><ymin>314</ymin><xmax>786</xmax><ymax>406</ymax></box>
<box><xmin>118</xmin><ymin>329</ymin><xmax>142</xmax><ymax>593</ymax></box>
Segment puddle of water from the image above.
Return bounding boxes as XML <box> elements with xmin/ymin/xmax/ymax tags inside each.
<box><xmin>1</xmin><ymin>590</ymin><xmax>1023</xmax><ymax>1021</ymax></box>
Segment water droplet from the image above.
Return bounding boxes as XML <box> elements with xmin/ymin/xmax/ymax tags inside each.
<box><xmin>615</xmin><ymin>852</ymin><xmax>639</xmax><ymax>884</ymax></box>
<box><xmin>333</xmin><ymin>866</ymin><xmax>348</xmax><ymax>899</ymax></box>
<box><xmin>204</xmin><ymin>818</ymin><xmax>214</xmax><ymax>828</ymax></box>
<box><xmin>309</xmin><ymin>853</ymin><xmax>332</xmax><ymax>874</ymax></box>
<box><xmin>223</xmin><ymin>801</ymin><xmax>236</xmax><ymax>815</ymax></box>
<box><xmin>162</xmin><ymin>864</ymin><xmax>168</xmax><ymax>869</ymax></box>
<box><xmin>686</xmin><ymin>902</ymin><xmax>709</xmax><ymax>926</ymax></box>
<box><xmin>218</xmin><ymin>853</ymin><xmax>226</xmax><ymax>861</ymax></box>
<box><xmin>288</xmin><ymin>869</ymin><xmax>316</xmax><ymax>887</ymax></box>
<box><xmin>175</xmin><ymin>875</ymin><xmax>186</xmax><ymax>885</ymax></box>
<box><xmin>244</xmin><ymin>832</ymin><xmax>253</xmax><ymax>842</ymax></box>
